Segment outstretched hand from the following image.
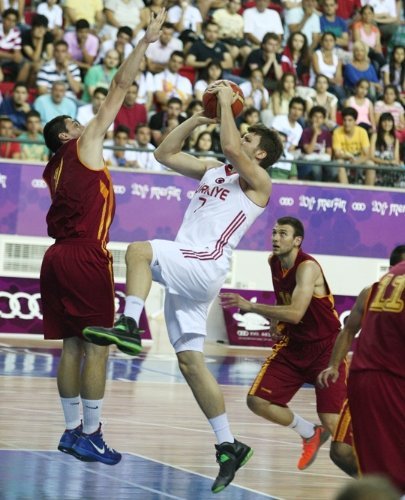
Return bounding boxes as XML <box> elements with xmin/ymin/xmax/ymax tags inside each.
<box><xmin>144</xmin><ymin>9</ymin><xmax>166</xmax><ymax>44</ymax></box>
<box><xmin>220</xmin><ymin>293</ymin><xmax>253</xmax><ymax>311</ymax></box>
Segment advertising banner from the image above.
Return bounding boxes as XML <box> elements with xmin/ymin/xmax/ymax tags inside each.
<box><xmin>0</xmin><ymin>276</ymin><xmax>151</xmax><ymax>338</ymax></box>
<box><xmin>1</xmin><ymin>162</ymin><xmax>404</xmax><ymax>258</ymax></box>
<box><xmin>222</xmin><ymin>288</ymin><xmax>356</xmax><ymax>347</ymax></box>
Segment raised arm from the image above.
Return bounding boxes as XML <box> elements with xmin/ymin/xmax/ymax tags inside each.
<box><xmin>154</xmin><ymin>112</ymin><xmax>220</xmax><ymax>180</ymax></box>
<box><xmin>317</xmin><ymin>286</ymin><xmax>370</xmax><ymax>388</ymax></box>
<box><xmin>213</xmin><ymin>82</ymin><xmax>271</xmax><ymax>205</ymax></box>
<box><xmin>79</xmin><ymin>10</ymin><xmax>166</xmax><ymax>169</ymax></box>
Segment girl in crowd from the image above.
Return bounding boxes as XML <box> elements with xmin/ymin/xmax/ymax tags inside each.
<box><xmin>370</xmin><ymin>112</ymin><xmax>402</xmax><ymax>186</ymax></box>
<box><xmin>310</xmin><ymin>31</ymin><xmax>344</xmax><ymax>102</ymax></box>
<box><xmin>374</xmin><ymin>85</ymin><xmax>405</xmax><ymax>141</ymax></box>
<box><xmin>194</xmin><ymin>61</ymin><xmax>223</xmax><ymax>102</ymax></box>
<box><xmin>281</xmin><ymin>32</ymin><xmax>310</xmax><ymax>87</ymax></box>
<box><xmin>381</xmin><ymin>45</ymin><xmax>405</xmax><ymax>95</ymax></box>
<box><xmin>345</xmin><ymin>79</ymin><xmax>376</xmax><ymax>134</ymax></box>
<box><xmin>352</xmin><ymin>5</ymin><xmax>385</xmax><ymax>72</ymax></box>
<box><xmin>260</xmin><ymin>72</ymin><xmax>297</xmax><ymax>127</ymax></box>
<box><xmin>306</xmin><ymin>74</ymin><xmax>337</xmax><ymax>130</ymax></box>
<box><xmin>192</xmin><ymin>130</ymin><xmax>216</xmax><ymax>161</ymax></box>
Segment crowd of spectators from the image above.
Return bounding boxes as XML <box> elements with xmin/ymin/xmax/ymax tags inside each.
<box><xmin>0</xmin><ymin>0</ymin><xmax>403</xmax><ymax>186</ymax></box>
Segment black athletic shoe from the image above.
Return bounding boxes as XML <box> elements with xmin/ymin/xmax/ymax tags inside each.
<box><xmin>211</xmin><ymin>439</ymin><xmax>253</xmax><ymax>493</ymax></box>
<box><xmin>83</xmin><ymin>314</ymin><xmax>143</xmax><ymax>356</ymax></box>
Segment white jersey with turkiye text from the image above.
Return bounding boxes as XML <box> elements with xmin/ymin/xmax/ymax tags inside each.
<box><xmin>175</xmin><ymin>163</ymin><xmax>267</xmax><ymax>269</ymax></box>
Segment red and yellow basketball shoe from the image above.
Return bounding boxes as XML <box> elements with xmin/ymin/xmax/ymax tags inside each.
<box><xmin>297</xmin><ymin>425</ymin><xmax>330</xmax><ymax>470</ymax></box>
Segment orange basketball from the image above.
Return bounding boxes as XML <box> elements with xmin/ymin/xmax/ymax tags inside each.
<box><xmin>202</xmin><ymin>80</ymin><xmax>245</xmax><ymax>119</ymax></box>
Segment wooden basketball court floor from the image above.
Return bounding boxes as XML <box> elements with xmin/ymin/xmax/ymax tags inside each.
<box><xmin>0</xmin><ymin>333</ymin><xmax>351</xmax><ymax>500</ymax></box>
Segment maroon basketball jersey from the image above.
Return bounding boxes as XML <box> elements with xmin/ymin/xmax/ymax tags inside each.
<box><xmin>269</xmin><ymin>249</ymin><xmax>341</xmax><ymax>343</ymax></box>
<box><xmin>43</xmin><ymin>139</ymin><xmax>115</xmax><ymax>242</ymax></box>
<box><xmin>350</xmin><ymin>261</ymin><xmax>405</xmax><ymax>378</ymax></box>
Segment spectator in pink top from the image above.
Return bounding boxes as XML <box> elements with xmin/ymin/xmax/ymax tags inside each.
<box><xmin>352</xmin><ymin>5</ymin><xmax>385</xmax><ymax>72</ymax></box>
<box><xmin>374</xmin><ymin>85</ymin><xmax>405</xmax><ymax>142</ymax></box>
<box><xmin>345</xmin><ymin>79</ymin><xmax>376</xmax><ymax>134</ymax></box>
<box><xmin>64</xmin><ymin>19</ymin><xmax>99</xmax><ymax>73</ymax></box>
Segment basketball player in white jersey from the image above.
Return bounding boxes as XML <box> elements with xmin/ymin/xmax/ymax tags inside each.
<box><xmin>84</xmin><ymin>81</ymin><xmax>283</xmax><ymax>493</ymax></box>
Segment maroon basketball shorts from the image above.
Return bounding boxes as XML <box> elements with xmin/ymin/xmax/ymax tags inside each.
<box><xmin>40</xmin><ymin>240</ymin><xmax>115</xmax><ymax>339</ymax></box>
<box><xmin>348</xmin><ymin>370</ymin><xmax>405</xmax><ymax>492</ymax></box>
<box><xmin>249</xmin><ymin>336</ymin><xmax>347</xmax><ymax>414</ymax></box>
<box><xmin>333</xmin><ymin>398</ymin><xmax>353</xmax><ymax>446</ymax></box>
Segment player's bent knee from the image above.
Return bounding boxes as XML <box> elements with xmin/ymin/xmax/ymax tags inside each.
<box><xmin>247</xmin><ymin>394</ymin><xmax>266</xmax><ymax>414</ymax></box>
<box><xmin>125</xmin><ymin>241</ymin><xmax>151</xmax><ymax>264</ymax></box>
<box><xmin>174</xmin><ymin>333</ymin><xmax>205</xmax><ymax>354</ymax></box>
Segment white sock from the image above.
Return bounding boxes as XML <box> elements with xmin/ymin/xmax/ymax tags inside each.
<box><xmin>124</xmin><ymin>295</ymin><xmax>145</xmax><ymax>324</ymax></box>
<box><xmin>60</xmin><ymin>396</ymin><xmax>81</xmax><ymax>430</ymax></box>
<box><xmin>288</xmin><ymin>413</ymin><xmax>315</xmax><ymax>439</ymax></box>
<box><xmin>82</xmin><ymin>398</ymin><xmax>103</xmax><ymax>435</ymax></box>
<box><xmin>209</xmin><ymin>414</ymin><xmax>234</xmax><ymax>444</ymax></box>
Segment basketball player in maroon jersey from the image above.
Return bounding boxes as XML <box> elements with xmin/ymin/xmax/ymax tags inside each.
<box><xmin>318</xmin><ymin>245</ymin><xmax>405</xmax><ymax>489</ymax></box>
<box><xmin>40</xmin><ymin>10</ymin><xmax>166</xmax><ymax>465</ymax></box>
<box><xmin>221</xmin><ymin>216</ymin><xmax>347</xmax><ymax>471</ymax></box>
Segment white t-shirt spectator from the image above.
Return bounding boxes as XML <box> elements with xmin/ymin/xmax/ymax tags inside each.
<box><xmin>360</xmin><ymin>0</ymin><xmax>397</xmax><ymax>17</ymax></box>
<box><xmin>104</xmin><ymin>0</ymin><xmax>144</xmax><ymax>30</ymax></box>
<box><xmin>136</xmin><ymin>70</ymin><xmax>155</xmax><ymax>106</ymax></box>
<box><xmin>154</xmin><ymin>70</ymin><xmax>193</xmax><ymax>103</ymax></box>
<box><xmin>240</xmin><ymin>81</ymin><xmax>269</xmax><ymax>111</ymax></box>
<box><xmin>271</xmin><ymin>114</ymin><xmax>303</xmax><ymax>150</ymax></box>
<box><xmin>146</xmin><ymin>37</ymin><xmax>183</xmax><ymax>67</ymax></box>
<box><xmin>167</xmin><ymin>5</ymin><xmax>203</xmax><ymax>34</ymax></box>
<box><xmin>96</xmin><ymin>39</ymin><xmax>133</xmax><ymax>64</ymax></box>
<box><xmin>243</xmin><ymin>7</ymin><xmax>284</xmax><ymax>42</ymax></box>
<box><xmin>77</xmin><ymin>103</ymin><xmax>114</xmax><ymax>132</ymax></box>
<box><xmin>37</xmin><ymin>2</ymin><xmax>64</xmax><ymax>29</ymax></box>
<box><xmin>286</xmin><ymin>9</ymin><xmax>321</xmax><ymax>46</ymax></box>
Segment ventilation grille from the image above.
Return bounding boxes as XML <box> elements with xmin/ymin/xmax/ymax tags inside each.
<box><xmin>0</xmin><ymin>237</ymin><xmax>128</xmax><ymax>281</ymax></box>
<box><xmin>0</xmin><ymin>236</ymin><xmax>236</xmax><ymax>285</ymax></box>
<box><xmin>4</xmin><ymin>242</ymin><xmax>50</xmax><ymax>273</ymax></box>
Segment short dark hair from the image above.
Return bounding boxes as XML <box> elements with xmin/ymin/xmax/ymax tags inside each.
<box><xmin>342</xmin><ymin>107</ymin><xmax>358</xmax><ymax>120</ymax></box>
<box><xmin>114</xmin><ymin>125</ymin><xmax>130</xmax><ymax>136</ymax></box>
<box><xmin>43</xmin><ymin>115</ymin><xmax>71</xmax><ymax>153</ymax></box>
<box><xmin>32</xmin><ymin>14</ymin><xmax>49</xmax><ymax>28</ymax></box>
<box><xmin>54</xmin><ymin>40</ymin><xmax>68</xmax><ymax>50</ymax></box>
<box><xmin>202</xmin><ymin>20</ymin><xmax>219</xmax><ymax>31</ymax></box>
<box><xmin>26</xmin><ymin>110</ymin><xmax>41</xmax><ymax>120</ymax></box>
<box><xmin>289</xmin><ymin>96</ymin><xmax>306</xmax><ymax>111</ymax></box>
<box><xmin>277</xmin><ymin>217</ymin><xmax>305</xmax><ymax>240</ymax></box>
<box><xmin>243</xmin><ymin>106</ymin><xmax>260</xmax><ymax>120</ymax></box>
<box><xmin>309</xmin><ymin>105</ymin><xmax>326</xmax><ymax>119</ymax></box>
<box><xmin>13</xmin><ymin>82</ymin><xmax>29</xmax><ymax>92</ymax></box>
<box><xmin>2</xmin><ymin>8</ymin><xmax>19</xmax><ymax>20</ymax></box>
<box><xmin>262</xmin><ymin>32</ymin><xmax>280</xmax><ymax>45</ymax></box>
<box><xmin>135</xmin><ymin>123</ymin><xmax>150</xmax><ymax>134</ymax></box>
<box><xmin>117</xmin><ymin>26</ymin><xmax>133</xmax><ymax>38</ymax></box>
<box><xmin>390</xmin><ymin>245</ymin><xmax>405</xmax><ymax>267</ymax></box>
<box><xmin>93</xmin><ymin>87</ymin><xmax>108</xmax><ymax>97</ymax></box>
<box><xmin>167</xmin><ymin>97</ymin><xmax>183</xmax><ymax>106</ymax></box>
<box><xmin>75</xmin><ymin>18</ymin><xmax>90</xmax><ymax>30</ymax></box>
<box><xmin>248</xmin><ymin>124</ymin><xmax>284</xmax><ymax>169</ymax></box>
<box><xmin>170</xmin><ymin>50</ymin><xmax>184</xmax><ymax>60</ymax></box>
<box><xmin>162</xmin><ymin>22</ymin><xmax>175</xmax><ymax>31</ymax></box>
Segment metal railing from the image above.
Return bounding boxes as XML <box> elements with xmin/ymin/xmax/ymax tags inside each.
<box><xmin>1</xmin><ymin>137</ymin><xmax>404</xmax><ymax>186</ymax></box>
